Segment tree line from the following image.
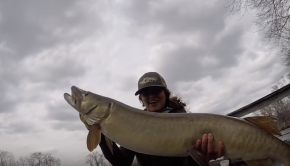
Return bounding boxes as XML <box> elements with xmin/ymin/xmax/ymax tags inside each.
<box><xmin>85</xmin><ymin>151</ymin><xmax>139</xmax><ymax>166</ymax></box>
<box><xmin>221</xmin><ymin>0</ymin><xmax>290</xmax><ymax>70</ymax></box>
<box><xmin>0</xmin><ymin>150</ymin><xmax>61</xmax><ymax>166</ymax></box>
<box><xmin>0</xmin><ymin>150</ymin><xmax>139</xmax><ymax>166</ymax></box>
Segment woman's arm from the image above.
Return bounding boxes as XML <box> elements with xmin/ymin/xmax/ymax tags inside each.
<box><xmin>99</xmin><ymin>134</ymin><xmax>135</xmax><ymax>166</ymax></box>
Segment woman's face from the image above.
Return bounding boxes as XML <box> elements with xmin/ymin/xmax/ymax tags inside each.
<box><xmin>140</xmin><ymin>87</ymin><xmax>166</xmax><ymax>112</ymax></box>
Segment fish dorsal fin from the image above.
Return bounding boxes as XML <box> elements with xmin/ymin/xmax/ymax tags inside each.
<box><xmin>244</xmin><ymin>116</ymin><xmax>281</xmax><ymax>136</ymax></box>
<box><xmin>87</xmin><ymin>124</ymin><xmax>101</xmax><ymax>152</ymax></box>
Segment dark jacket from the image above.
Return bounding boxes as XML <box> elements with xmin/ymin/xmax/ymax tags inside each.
<box><xmin>99</xmin><ymin>107</ymin><xmax>200</xmax><ymax>166</ymax></box>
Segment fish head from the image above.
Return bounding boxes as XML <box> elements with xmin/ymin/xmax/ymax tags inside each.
<box><xmin>64</xmin><ymin>86</ymin><xmax>112</xmax><ymax>125</ymax></box>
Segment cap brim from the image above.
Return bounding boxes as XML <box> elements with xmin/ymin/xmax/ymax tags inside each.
<box><xmin>134</xmin><ymin>90</ymin><xmax>141</xmax><ymax>96</ymax></box>
<box><xmin>134</xmin><ymin>85</ymin><xmax>166</xmax><ymax>96</ymax></box>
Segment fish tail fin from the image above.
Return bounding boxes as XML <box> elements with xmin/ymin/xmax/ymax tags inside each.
<box><xmin>244</xmin><ymin>116</ymin><xmax>281</xmax><ymax>136</ymax></box>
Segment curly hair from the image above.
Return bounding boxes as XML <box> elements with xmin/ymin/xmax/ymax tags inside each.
<box><xmin>138</xmin><ymin>87</ymin><xmax>187</xmax><ymax>112</ymax></box>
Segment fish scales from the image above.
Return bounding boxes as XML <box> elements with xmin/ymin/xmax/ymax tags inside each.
<box><xmin>100</xmin><ymin>102</ymin><xmax>290</xmax><ymax>162</ymax></box>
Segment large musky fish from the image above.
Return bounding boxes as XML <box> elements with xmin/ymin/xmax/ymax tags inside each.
<box><xmin>64</xmin><ymin>86</ymin><xmax>290</xmax><ymax>166</ymax></box>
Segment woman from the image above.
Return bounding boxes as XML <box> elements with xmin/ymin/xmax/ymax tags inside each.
<box><xmin>90</xmin><ymin>72</ymin><xmax>224</xmax><ymax>166</ymax></box>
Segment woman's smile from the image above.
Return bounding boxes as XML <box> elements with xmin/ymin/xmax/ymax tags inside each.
<box><xmin>140</xmin><ymin>87</ymin><xmax>166</xmax><ymax>112</ymax></box>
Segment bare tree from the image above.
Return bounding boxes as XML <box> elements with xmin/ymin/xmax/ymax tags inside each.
<box><xmin>0</xmin><ymin>150</ymin><xmax>9</xmax><ymax>166</ymax></box>
<box><xmin>24</xmin><ymin>152</ymin><xmax>61</xmax><ymax>166</ymax></box>
<box><xmin>221</xmin><ymin>0</ymin><xmax>290</xmax><ymax>68</ymax></box>
<box><xmin>0</xmin><ymin>151</ymin><xmax>8</xmax><ymax>166</ymax></box>
<box><xmin>0</xmin><ymin>150</ymin><xmax>16</xmax><ymax>166</ymax></box>
<box><xmin>85</xmin><ymin>151</ymin><xmax>140</xmax><ymax>166</ymax></box>
<box><xmin>7</xmin><ymin>155</ymin><xmax>16</xmax><ymax>166</ymax></box>
<box><xmin>86</xmin><ymin>151</ymin><xmax>110</xmax><ymax>166</ymax></box>
<box><xmin>25</xmin><ymin>155</ymin><xmax>35</xmax><ymax>166</ymax></box>
<box><xmin>30</xmin><ymin>152</ymin><xmax>42</xmax><ymax>166</ymax></box>
<box><xmin>17</xmin><ymin>157</ymin><xmax>27</xmax><ymax>166</ymax></box>
<box><xmin>42</xmin><ymin>153</ymin><xmax>60</xmax><ymax>166</ymax></box>
<box><xmin>255</xmin><ymin>99</ymin><xmax>290</xmax><ymax>130</ymax></box>
<box><xmin>222</xmin><ymin>0</ymin><xmax>290</xmax><ymax>43</ymax></box>
<box><xmin>0</xmin><ymin>151</ymin><xmax>61</xmax><ymax>166</ymax></box>
<box><xmin>25</xmin><ymin>155</ymin><xmax>36</xmax><ymax>166</ymax></box>
<box><xmin>254</xmin><ymin>79</ymin><xmax>290</xmax><ymax>130</ymax></box>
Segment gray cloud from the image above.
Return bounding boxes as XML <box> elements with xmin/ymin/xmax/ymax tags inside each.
<box><xmin>21</xmin><ymin>53</ymin><xmax>87</xmax><ymax>90</ymax></box>
<box><xmin>50</xmin><ymin>121</ymin><xmax>86</xmax><ymax>131</ymax></box>
<box><xmin>0</xmin><ymin>53</ymin><xmax>86</xmax><ymax>115</ymax></box>
<box><xmin>122</xmin><ymin>0</ymin><xmax>228</xmax><ymax>41</ymax></box>
<box><xmin>0</xmin><ymin>0</ymin><xmax>104</xmax><ymax>57</ymax></box>
<box><xmin>41</xmin><ymin>148</ymin><xmax>59</xmax><ymax>155</ymax></box>
<box><xmin>0</xmin><ymin>0</ymin><xmax>103</xmax><ymax>116</ymax></box>
<box><xmin>108</xmin><ymin>73</ymin><xmax>138</xmax><ymax>92</ymax></box>
<box><xmin>152</xmin><ymin>27</ymin><xmax>244</xmax><ymax>85</ymax></box>
<box><xmin>1</xmin><ymin>121</ymin><xmax>42</xmax><ymax>135</ymax></box>
<box><xmin>46</xmin><ymin>100</ymin><xmax>80</xmax><ymax>122</ymax></box>
<box><xmin>45</xmin><ymin>89</ymin><xmax>87</xmax><ymax>131</ymax></box>
<box><xmin>0</xmin><ymin>100</ymin><xmax>16</xmax><ymax>114</ymax></box>
<box><xmin>118</xmin><ymin>0</ymin><xmax>248</xmax><ymax>87</ymax></box>
<box><xmin>0</xmin><ymin>66</ymin><xmax>23</xmax><ymax>113</ymax></box>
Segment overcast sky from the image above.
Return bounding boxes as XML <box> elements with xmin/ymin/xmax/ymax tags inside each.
<box><xmin>0</xmin><ymin>0</ymin><xmax>288</xmax><ymax>165</ymax></box>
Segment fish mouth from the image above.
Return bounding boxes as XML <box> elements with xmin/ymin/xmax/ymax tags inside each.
<box><xmin>64</xmin><ymin>86</ymin><xmax>98</xmax><ymax>114</ymax></box>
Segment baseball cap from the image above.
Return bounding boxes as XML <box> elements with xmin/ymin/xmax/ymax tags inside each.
<box><xmin>135</xmin><ymin>72</ymin><xmax>167</xmax><ymax>96</ymax></box>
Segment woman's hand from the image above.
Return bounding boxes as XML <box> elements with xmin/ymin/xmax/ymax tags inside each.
<box><xmin>194</xmin><ymin>133</ymin><xmax>224</xmax><ymax>162</ymax></box>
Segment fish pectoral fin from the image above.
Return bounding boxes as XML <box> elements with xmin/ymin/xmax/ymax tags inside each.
<box><xmin>244</xmin><ymin>158</ymin><xmax>273</xmax><ymax>166</ymax></box>
<box><xmin>104</xmin><ymin>135</ymin><xmax>114</xmax><ymax>155</ymax></box>
<box><xmin>187</xmin><ymin>148</ymin><xmax>209</xmax><ymax>166</ymax></box>
<box><xmin>244</xmin><ymin>116</ymin><xmax>281</xmax><ymax>136</ymax></box>
<box><xmin>87</xmin><ymin>124</ymin><xmax>101</xmax><ymax>152</ymax></box>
